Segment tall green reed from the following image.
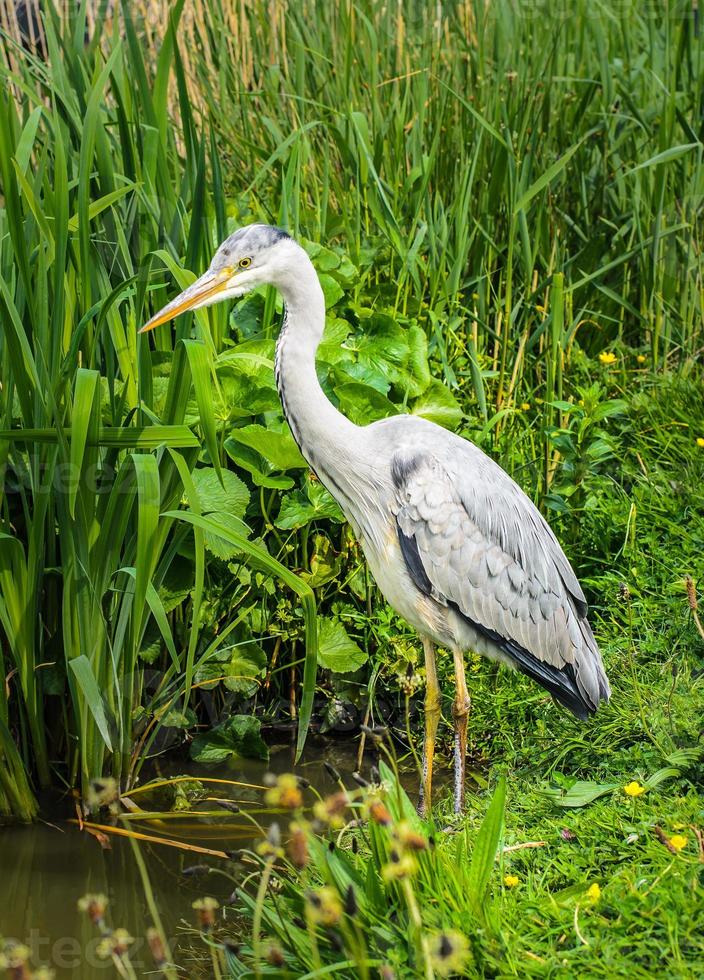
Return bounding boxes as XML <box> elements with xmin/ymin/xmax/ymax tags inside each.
<box><xmin>0</xmin><ymin>0</ymin><xmax>321</xmax><ymax>816</ymax></box>
<box><xmin>191</xmin><ymin>0</ymin><xmax>703</xmax><ymax>464</ymax></box>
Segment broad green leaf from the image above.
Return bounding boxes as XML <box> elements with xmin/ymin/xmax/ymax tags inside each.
<box><xmin>317</xmin><ymin>618</ymin><xmax>368</xmax><ymax>673</ymax></box>
<box><xmin>334</xmin><ymin>383</ymin><xmax>397</xmax><ymax>425</ymax></box>
<box><xmin>191</xmin><ymin>467</ymin><xmax>250</xmax><ymax>517</ymax></box>
<box><xmin>224</xmin><ymin>439</ymin><xmax>295</xmax><ymax>489</ymax></box>
<box><xmin>190</xmin><ymin>715</ymin><xmax>268</xmax><ymax>762</ymax></box>
<box><xmin>195</xmin><ymin>627</ymin><xmax>267</xmax><ymax>696</ymax></box>
<box><xmin>319</xmin><ymin>273</ymin><xmax>345</xmax><ymax>308</ymax></box>
<box><xmin>229</xmin><ymin>423</ymin><xmax>306</xmax><ymax>471</ymax></box>
<box><xmin>538</xmin><ymin>780</ymin><xmax>619</xmax><ymax>807</ymax></box>
<box><xmin>158</xmin><ymin>556</ymin><xmax>194</xmax><ymax>614</ymax></box>
<box><xmin>161</xmin><ymin>707</ymin><xmax>197</xmax><ymax>729</ymax></box>
<box><xmin>411</xmin><ymin>381</ymin><xmax>464</xmax><ymax>429</ymax></box>
<box><xmin>302</xmin><ymin>533</ymin><xmax>342</xmax><ymax>588</ymax></box>
<box><xmin>276</xmin><ymin>479</ymin><xmax>345</xmax><ymax>530</ymax></box>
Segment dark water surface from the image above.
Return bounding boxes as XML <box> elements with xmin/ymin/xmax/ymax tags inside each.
<box><xmin>0</xmin><ymin>735</ymin><xmax>401</xmax><ymax>978</ymax></box>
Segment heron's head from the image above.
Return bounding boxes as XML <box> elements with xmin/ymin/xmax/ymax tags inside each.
<box><xmin>141</xmin><ymin>224</ymin><xmax>297</xmax><ymax>332</ymax></box>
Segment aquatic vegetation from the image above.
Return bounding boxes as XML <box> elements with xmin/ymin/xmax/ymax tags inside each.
<box><xmin>222</xmin><ymin>758</ymin><xmax>506</xmax><ymax>978</ymax></box>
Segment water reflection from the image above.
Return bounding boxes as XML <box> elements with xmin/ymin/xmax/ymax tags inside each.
<box><xmin>0</xmin><ymin>735</ymin><xmax>422</xmax><ymax>978</ymax></box>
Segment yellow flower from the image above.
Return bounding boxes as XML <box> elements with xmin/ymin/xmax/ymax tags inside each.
<box><xmin>669</xmin><ymin>834</ymin><xmax>687</xmax><ymax>852</ymax></box>
<box><xmin>636</xmin><ymin>354</ymin><xmax>647</xmax><ymax>363</ymax></box>
<box><xmin>520</xmin><ymin>402</ymin><xmax>530</xmax><ymax>412</ymax></box>
<box><xmin>598</xmin><ymin>351</ymin><xmax>617</xmax><ymax>365</ymax></box>
<box><xmin>586</xmin><ymin>883</ymin><xmax>601</xmax><ymax>902</ymax></box>
<box><xmin>503</xmin><ymin>874</ymin><xmax>520</xmax><ymax>888</ymax></box>
<box><xmin>624</xmin><ymin>781</ymin><xmax>646</xmax><ymax>797</ymax></box>
<box><xmin>535</xmin><ymin>304</ymin><xmax>546</xmax><ymax>316</ymax></box>
<box><xmin>696</xmin><ymin>437</ymin><xmax>704</xmax><ymax>448</ymax></box>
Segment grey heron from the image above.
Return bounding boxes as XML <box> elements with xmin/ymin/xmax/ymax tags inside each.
<box><xmin>142</xmin><ymin>223</ymin><xmax>611</xmax><ymax>814</ymax></box>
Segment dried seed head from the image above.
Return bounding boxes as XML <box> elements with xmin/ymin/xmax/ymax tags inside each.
<box><xmin>216</xmin><ymin>799</ymin><xmax>241</xmax><ymax>813</ymax></box>
<box><xmin>617</xmin><ymin>582</ymin><xmax>631</xmax><ymax>603</ymax></box>
<box><xmin>394</xmin><ymin>821</ymin><xmax>428</xmax><ymax>851</ymax></box>
<box><xmin>685</xmin><ymin>575</ymin><xmax>698</xmax><ymax>611</ymax></box>
<box><xmin>313</xmin><ymin>792</ymin><xmax>349</xmax><ymax>829</ymax></box>
<box><xmin>182</xmin><ymin>864</ymin><xmax>209</xmax><ymax>877</ymax></box>
<box><xmin>324</xmin><ymin>762</ymin><xmax>342</xmax><ymax>782</ymax></box>
<box><xmin>192</xmin><ymin>897</ymin><xmax>220</xmax><ymax>931</ymax></box>
<box><xmin>265</xmin><ymin>774</ymin><xmax>303</xmax><ymax>810</ymax></box>
<box><xmin>344</xmin><ymin>884</ymin><xmax>358</xmax><ymax>917</ymax></box>
<box><xmin>265</xmin><ymin>943</ymin><xmax>285</xmax><ymax>967</ymax></box>
<box><xmin>77</xmin><ymin>893</ymin><xmax>108</xmax><ymax>926</ymax></box>
<box><xmin>287</xmin><ymin>821</ymin><xmax>310</xmax><ymax>868</ymax></box>
<box><xmin>367</xmin><ymin>798</ymin><xmax>392</xmax><ymax>826</ymax></box>
<box><xmin>146</xmin><ymin>928</ymin><xmax>167</xmax><ymax>967</ymax></box>
<box><xmin>305</xmin><ymin>887</ymin><xmax>342</xmax><ymax>928</ymax></box>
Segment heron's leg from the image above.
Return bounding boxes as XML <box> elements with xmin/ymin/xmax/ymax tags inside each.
<box><xmin>418</xmin><ymin>637</ymin><xmax>441</xmax><ymax>818</ymax></box>
<box><xmin>452</xmin><ymin>648</ymin><xmax>471</xmax><ymax>814</ymax></box>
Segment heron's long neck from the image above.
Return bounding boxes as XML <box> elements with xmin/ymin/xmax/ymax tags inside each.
<box><xmin>274</xmin><ymin>255</ymin><xmax>362</xmax><ymax>507</ymax></box>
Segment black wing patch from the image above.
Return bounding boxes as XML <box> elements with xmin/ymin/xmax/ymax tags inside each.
<box><xmin>395</xmin><ymin>516</ymin><xmax>593</xmax><ymax>720</ymax></box>
<box><xmin>396</xmin><ymin>523</ymin><xmax>433</xmax><ymax>596</ymax></box>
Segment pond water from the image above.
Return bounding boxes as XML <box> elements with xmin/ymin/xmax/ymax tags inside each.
<box><xmin>0</xmin><ymin>734</ymin><xmax>429</xmax><ymax>978</ymax></box>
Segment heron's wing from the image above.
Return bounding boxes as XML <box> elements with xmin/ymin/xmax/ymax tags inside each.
<box><xmin>390</xmin><ymin>445</ymin><xmax>610</xmax><ymax>716</ymax></box>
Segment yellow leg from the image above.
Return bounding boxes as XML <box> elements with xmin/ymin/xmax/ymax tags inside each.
<box><xmin>418</xmin><ymin>637</ymin><xmax>441</xmax><ymax>818</ymax></box>
<box><xmin>452</xmin><ymin>648</ymin><xmax>471</xmax><ymax>814</ymax></box>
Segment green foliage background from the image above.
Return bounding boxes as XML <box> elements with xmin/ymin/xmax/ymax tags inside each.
<box><xmin>0</xmin><ymin>0</ymin><xmax>701</xmax><ymax>874</ymax></box>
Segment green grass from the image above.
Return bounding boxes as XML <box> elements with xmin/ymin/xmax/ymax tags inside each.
<box><xmin>213</xmin><ymin>372</ymin><xmax>703</xmax><ymax>979</ymax></box>
<box><xmin>0</xmin><ymin>4</ymin><xmax>702</xmax><ymax>972</ymax></box>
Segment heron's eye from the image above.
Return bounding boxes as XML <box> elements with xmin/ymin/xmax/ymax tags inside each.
<box><xmin>238</xmin><ymin>257</ymin><xmax>252</xmax><ymax>269</ymax></box>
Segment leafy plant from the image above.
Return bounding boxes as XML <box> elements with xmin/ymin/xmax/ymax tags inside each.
<box><xmin>227</xmin><ymin>757</ymin><xmax>506</xmax><ymax>978</ymax></box>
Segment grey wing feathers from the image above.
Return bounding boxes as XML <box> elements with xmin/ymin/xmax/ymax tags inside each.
<box><xmin>391</xmin><ymin>445</ymin><xmax>610</xmax><ymax>716</ymax></box>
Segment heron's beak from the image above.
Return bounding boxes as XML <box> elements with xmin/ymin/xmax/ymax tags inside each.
<box><xmin>140</xmin><ymin>267</ymin><xmax>233</xmax><ymax>333</ymax></box>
